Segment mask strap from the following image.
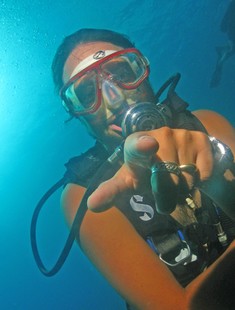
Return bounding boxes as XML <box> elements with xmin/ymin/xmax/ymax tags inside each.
<box><xmin>70</xmin><ymin>50</ymin><xmax>117</xmax><ymax>78</ymax></box>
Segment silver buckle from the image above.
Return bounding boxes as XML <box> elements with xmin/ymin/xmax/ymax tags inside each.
<box><xmin>159</xmin><ymin>239</ymin><xmax>191</xmax><ymax>267</ymax></box>
<box><xmin>147</xmin><ymin>230</ymin><xmax>193</xmax><ymax>267</ymax></box>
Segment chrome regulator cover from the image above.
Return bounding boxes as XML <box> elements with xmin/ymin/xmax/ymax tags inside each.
<box><xmin>121</xmin><ymin>102</ymin><xmax>173</xmax><ymax>137</ymax></box>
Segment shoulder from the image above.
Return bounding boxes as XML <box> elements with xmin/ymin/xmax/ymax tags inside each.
<box><xmin>192</xmin><ymin>109</ymin><xmax>235</xmax><ymax>135</ymax></box>
<box><xmin>61</xmin><ymin>183</ymin><xmax>86</xmax><ymax>226</ymax></box>
<box><xmin>192</xmin><ymin>109</ymin><xmax>235</xmax><ymax>154</ymax></box>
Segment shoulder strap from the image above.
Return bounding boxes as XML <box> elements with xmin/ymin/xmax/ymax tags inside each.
<box><xmin>31</xmin><ymin>151</ymin><xmax>121</xmax><ymax>277</ymax></box>
<box><xmin>64</xmin><ymin>142</ymin><xmax>110</xmax><ymax>187</ymax></box>
<box><xmin>156</xmin><ymin>73</ymin><xmax>208</xmax><ymax>133</ymax></box>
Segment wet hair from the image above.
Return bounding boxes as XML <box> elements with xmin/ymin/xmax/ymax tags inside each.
<box><xmin>51</xmin><ymin>28</ymin><xmax>135</xmax><ymax>93</ymax></box>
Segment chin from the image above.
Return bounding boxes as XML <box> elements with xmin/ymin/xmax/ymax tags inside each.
<box><xmin>100</xmin><ymin>129</ymin><xmax>124</xmax><ymax>150</ymax></box>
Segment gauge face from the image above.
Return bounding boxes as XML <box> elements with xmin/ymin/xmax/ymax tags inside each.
<box><xmin>121</xmin><ymin>102</ymin><xmax>171</xmax><ymax>137</ymax></box>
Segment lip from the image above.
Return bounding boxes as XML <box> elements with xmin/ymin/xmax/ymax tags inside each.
<box><xmin>109</xmin><ymin>123</ymin><xmax>122</xmax><ymax>133</ymax></box>
<box><xmin>108</xmin><ymin>114</ymin><xmax>124</xmax><ymax>136</ymax></box>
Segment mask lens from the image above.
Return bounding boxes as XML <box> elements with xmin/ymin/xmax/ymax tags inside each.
<box><xmin>64</xmin><ymin>71</ymin><xmax>98</xmax><ymax>113</ymax></box>
<box><xmin>101</xmin><ymin>52</ymin><xmax>147</xmax><ymax>87</ymax></box>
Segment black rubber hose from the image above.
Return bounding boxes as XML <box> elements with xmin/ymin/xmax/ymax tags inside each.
<box><xmin>30</xmin><ymin>158</ymin><xmax>120</xmax><ymax>276</ymax></box>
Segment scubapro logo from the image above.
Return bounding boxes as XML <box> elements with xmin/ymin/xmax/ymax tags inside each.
<box><xmin>93</xmin><ymin>50</ymin><xmax>106</xmax><ymax>60</ymax></box>
<box><xmin>130</xmin><ymin>195</ymin><xmax>154</xmax><ymax>221</ymax></box>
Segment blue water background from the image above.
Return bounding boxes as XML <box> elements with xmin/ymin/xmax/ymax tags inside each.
<box><xmin>1</xmin><ymin>0</ymin><xmax>235</xmax><ymax>309</ymax></box>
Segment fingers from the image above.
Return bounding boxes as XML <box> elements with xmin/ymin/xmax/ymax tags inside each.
<box><xmin>151</xmin><ymin>162</ymin><xmax>181</xmax><ymax>214</ymax></box>
<box><xmin>168</xmin><ymin>130</ymin><xmax>213</xmax><ymax>185</ymax></box>
<box><xmin>179</xmin><ymin>164</ymin><xmax>199</xmax><ymax>193</ymax></box>
<box><xmin>149</xmin><ymin>129</ymin><xmax>214</xmax><ymax>214</ymax></box>
<box><xmin>87</xmin><ymin>178</ymin><xmax>121</xmax><ymax>212</ymax></box>
<box><xmin>193</xmin><ymin>134</ymin><xmax>214</xmax><ymax>182</ymax></box>
<box><xmin>87</xmin><ymin>165</ymin><xmax>132</xmax><ymax>212</ymax></box>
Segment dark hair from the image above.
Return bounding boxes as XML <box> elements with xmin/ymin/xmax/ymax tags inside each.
<box><xmin>51</xmin><ymin>28</ymin><xmax>135</xmax><ymax>93</ymax></box>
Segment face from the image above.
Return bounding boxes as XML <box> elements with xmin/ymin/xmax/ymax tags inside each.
<box><xmin>62</xmin><ymin>41</ymin><xmax>156</xmax><ymax>151</ymax></box>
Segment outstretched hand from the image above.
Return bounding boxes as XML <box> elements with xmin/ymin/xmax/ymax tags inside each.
<box><xmin>87</xmin><ymin>127</ymin><xmax>214</xmax><ymax>213</ymax></box>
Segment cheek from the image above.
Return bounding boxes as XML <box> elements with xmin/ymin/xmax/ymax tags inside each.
<box><xmin>79</xmin><ymin>114</ymin><xmax>107</xmax><ymax>136</ymax></box>
<box><xmin>123</xmin><ymin>80</ymin><xmax>155</xmax><ymax>102</ymax></box>
<box><xmin>139</xmin><ymin>81</ymin><xmax>155</xmax><ymax>98</ymax></box>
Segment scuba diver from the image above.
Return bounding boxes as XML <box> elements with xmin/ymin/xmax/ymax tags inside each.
<box><xmin>32</xmin><ymin>28</ymin><xmax>235</xmax><ymax>309</ymax></box>
<box><xmin>210</xmin><ymin>0</ymin><xmax>235</xmax><ymax>88</ymax></box>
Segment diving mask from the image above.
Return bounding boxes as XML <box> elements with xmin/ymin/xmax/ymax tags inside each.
<box><xmin>60</xmin><ymin>48</ymin><xmax>150</xmax><ymax>116</ymax></box>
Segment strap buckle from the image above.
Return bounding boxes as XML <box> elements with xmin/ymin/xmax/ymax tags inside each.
<box><xmin>146</xmin><ymin>230</ymin><xmax>193</xmax><ymax>267</ymax></box>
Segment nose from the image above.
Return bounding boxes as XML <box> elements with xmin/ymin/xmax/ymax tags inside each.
<box><xmin>101</xmin><ymin>79</ymin><xmax>126</xmax><ymax>111</ymax></box>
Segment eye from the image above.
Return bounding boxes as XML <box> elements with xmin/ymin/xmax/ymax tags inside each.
<box><xmin>74</xmin><ymin>74</ymin><xmax>96</xmax><ymax>108</ymax></box>
<box><xmin>115</xmin><ymin>63</ymin><xmax>136</xmax><ymax>82</ymax></box>
<box><xmin>104</xmin><ymin>61</ymin><xmax>136</xmax><ymax>83</ymax></box>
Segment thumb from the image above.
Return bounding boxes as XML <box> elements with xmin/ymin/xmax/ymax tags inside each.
<box><xmin>124</xmin><ymin>132</ymin><xmax>159</xmax><ymax>170</ymax></box>
<box><xmin>88</xmin><ymin>133</ymin><xmax>159</xmax><ymax>213</ymax></box>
